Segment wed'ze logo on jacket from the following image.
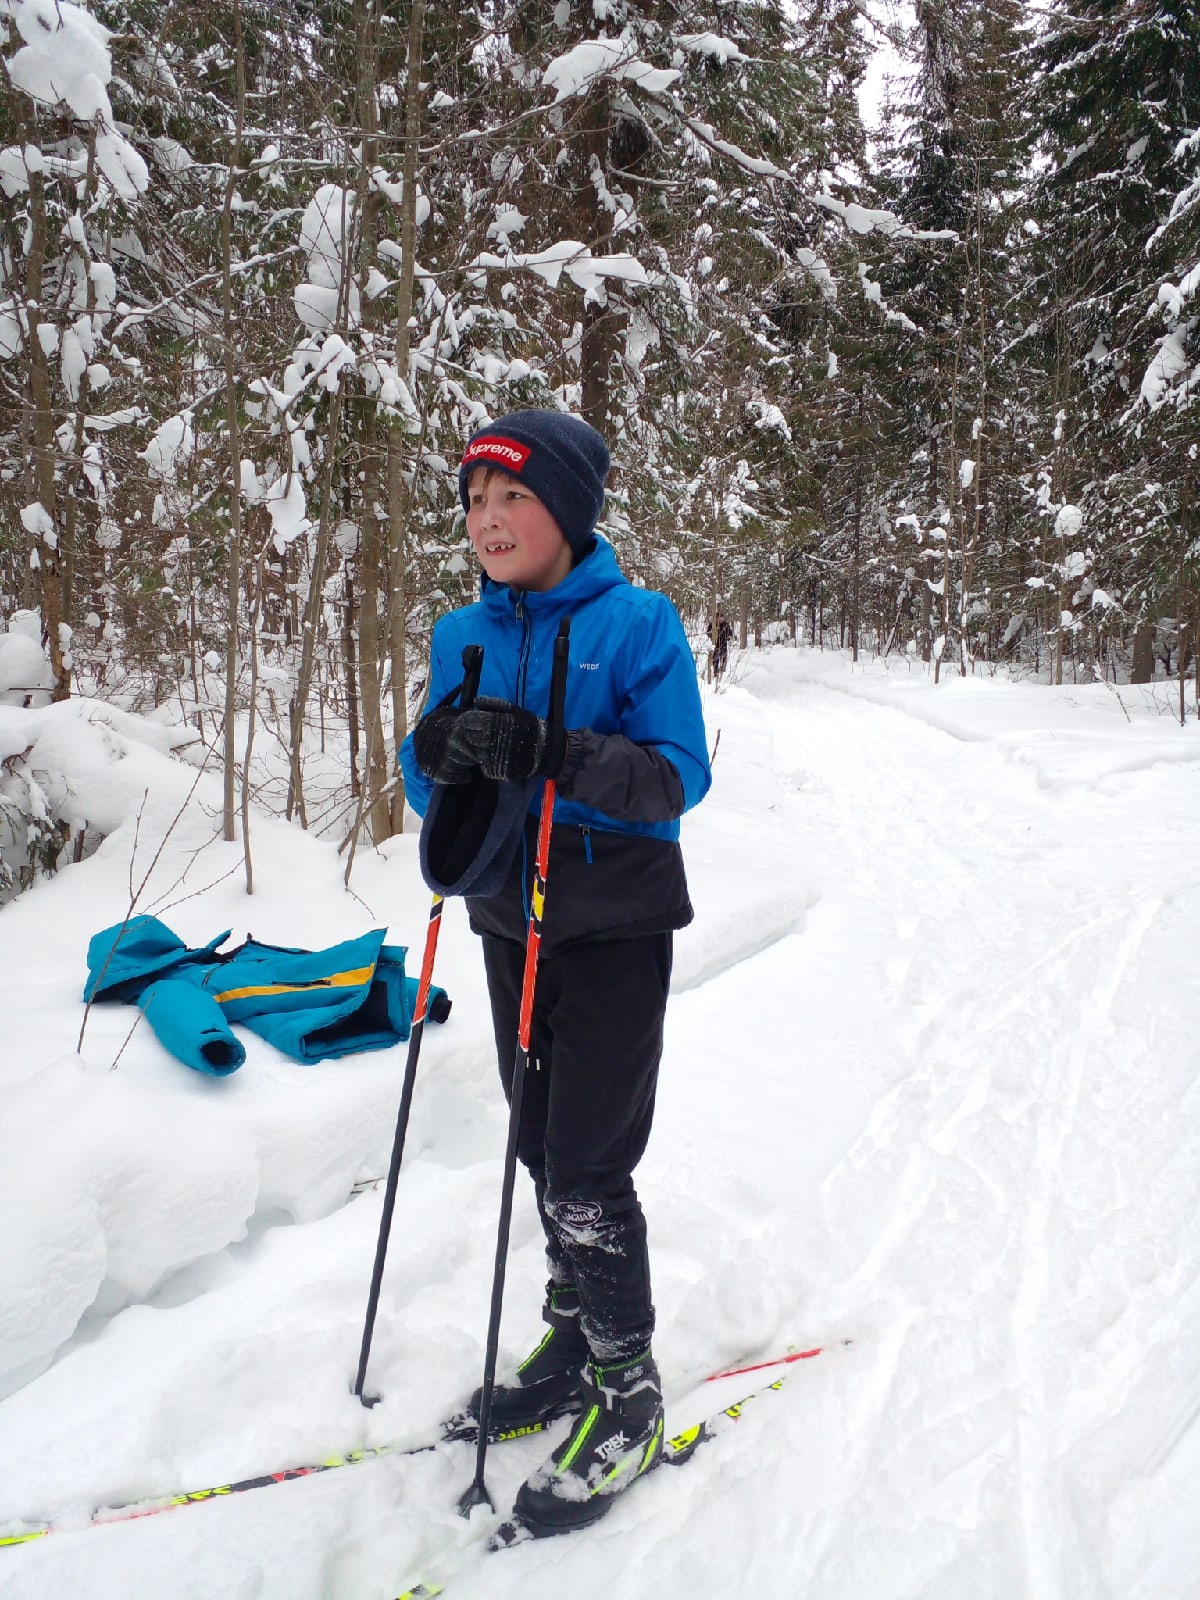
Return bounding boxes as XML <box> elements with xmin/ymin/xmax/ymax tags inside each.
<box><xmin>461</xmin><ymin>435</ymin><xmax>531</xmax><ymax>472</ymax></box>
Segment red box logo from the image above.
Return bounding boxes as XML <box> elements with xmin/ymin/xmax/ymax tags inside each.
<box><xmin>461</xmin><ymin>435</ymin><xmax>531</xmax><ymax>472</ymax></box>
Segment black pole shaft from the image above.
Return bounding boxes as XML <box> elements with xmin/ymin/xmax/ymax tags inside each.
<box><xmin>459</xmin><ymin>1034</ymin><xmax>529</xmax><ymax>1510</ymax></box>
<box><xmin>353</xmin><ymin>971</ymin><xmax>436</xmax><ymax>1403</ymax></box>
<box><xmin>353</xmin><ymin>644</ymin><xmax>483</xmax><ymax>1405</ymax></box>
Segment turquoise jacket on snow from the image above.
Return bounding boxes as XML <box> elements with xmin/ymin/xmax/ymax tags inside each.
<box><xmin>84</xmin><ymin>916</ymin><xmax>449</xmax><ymax>1077</ymax></box>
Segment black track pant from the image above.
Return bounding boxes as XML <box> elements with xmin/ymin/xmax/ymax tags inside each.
<box><xmin>481</xmin><ymin>931</ymin><xmax>672</xmax><ymax>1364</ymax></box>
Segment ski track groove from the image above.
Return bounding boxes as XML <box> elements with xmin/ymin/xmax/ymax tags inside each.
<box><xmin>749</xmin><ymin>676</ymin><xmax>1192</xmax><ymax>1600</ymax></box>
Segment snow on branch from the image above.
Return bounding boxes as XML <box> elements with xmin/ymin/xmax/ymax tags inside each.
<box><xmin>1147</xmin><ymin>129</ymin><xmax>1200</xmax><ymax>252</ymax></box>
<box><xmin>468</xmin><ymin>240</ymin><xmax>651</xmax><ymax>302</ymax></box>
<box><xmin>294</xmin><ymin>185</ymin><xmax>360</xmax><ymax>333</ymax></box>
<box><xmin>543</xmin><ymin>37</ymin><xmax>681</xmax><ymax>104</ymax></box>
<box><xmin>797</xmin><ymin>248</ymin><xmax>837</xmax><ymax>302</ymax></box>
<box><xmin>858</xmin><ymin>263</ymin><xmax>918</xmax><ymax>332</ymax></box>
<box><xmin>1138</xmin><ymin>315</ymin><xmax>1198</xmax><ymax>413</ymax></box>
<box><xmin>814</xmin><ymin>192</ymin><xmax>956</xmax><ymax>242</ymax></box>
<box><xmin>1</xmin><ymin>0</ymin><xmax>148</xmax><ymax>199</ymax></box>
<box><xmin>540</xmin><ymin>26</ymin><xmax>950</xmax><ymax>275</ymax></box>
<box><xmin>1134</xmin><ymin>254</ymin><xmax>1200</xmax><ymax>415</ymax></box>
<box><xmin>0</xmin><ymin>141</ymin><xmax>42</xmax><ymax>196</ymax></box>
<box><xmin>675</xmin><ymin>33</ymin><xmax>747</xmax><ymax>65</ymax></box>
<box><xmin>683</xmin><ymin>118</ymin><xmax>789</xmax><ymax>179</ymax></box>
<box><xmin>1132</xmin><ymin>121</ymin><xmax>1200</xmax><ymax>414</ymax></box>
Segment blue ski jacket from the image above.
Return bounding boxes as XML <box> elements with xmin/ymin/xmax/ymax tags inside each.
<box><xmin>399</xmin><ymin>535</ymin><xmax>711</xmax><ymax>953</ymax></box>
<box><xmin>84</xmin><ymin>915</ymin><xmax>449</xmax><ymax>1077</ymax></box>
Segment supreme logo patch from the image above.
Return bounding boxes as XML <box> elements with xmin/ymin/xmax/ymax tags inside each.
<box><xmin>461</xmin><ymin>435</ymin><xmax>531</xmax><ymax>472</ymax></box>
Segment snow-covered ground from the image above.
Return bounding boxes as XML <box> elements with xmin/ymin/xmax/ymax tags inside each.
<box><xmin>2</xmin><ymin>648</ymin><xmax>1198</xmax><ymax>1600</ymax></box>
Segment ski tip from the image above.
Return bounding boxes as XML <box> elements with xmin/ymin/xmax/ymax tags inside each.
<box><xmin>488</xmin><ymin>1515</ymin><xmax>534</xmax><ymax>1552</ymax></box>
<box><xmin>703</xmin><ymin>1336</ymin><xmax>853</xmax><ymax>1385</ymax></box>
<box><xmin>663</xmin><ymin>1420</ymin><xmax>709</xmax><ymax>1463</ymax></box>
<box><xmin>395</xmin><ymin>1584</ymin><xmax>444</xmax><ymax>1599</ymax></box>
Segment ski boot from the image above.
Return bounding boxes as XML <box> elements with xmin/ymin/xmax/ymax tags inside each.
<box><xmin>457</xmin><ymin>1283</ymin><xmax>588</xmax><ymax>1440</ymax></box>
<box><xmin>503</xmin><ymin>1347</ymin><xmax>664</xmax><ymax>1537</ymax></box>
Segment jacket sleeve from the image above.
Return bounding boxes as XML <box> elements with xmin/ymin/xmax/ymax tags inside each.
<box><xmin>556</xmin><ymin>594</ymin><xmax>711</xmax><ymax>823</ymax></box>
<box><xmin>398</xmin><ymin>621</ymin><xmax>458</xmax><ymax>821</ymax></box>
<box><xmin>139</xmin><ymin>975</ymin><xmax>245</xmax><ymax>1076</ymax></box>
<box><xmin>556</xmin><ymin>730</ymin><xmax>685</xmax><ymax>821</ymax></box>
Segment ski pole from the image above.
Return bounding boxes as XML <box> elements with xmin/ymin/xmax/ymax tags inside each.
<box><xmin>354</xmin><ymin>643</ymin><xmax>484</xmax><ymax>1406</ymax></box>
<box><xmin>458</xmin><ymin>615</ymin><xmax>572</xmax><ymax>1515</ymax></box>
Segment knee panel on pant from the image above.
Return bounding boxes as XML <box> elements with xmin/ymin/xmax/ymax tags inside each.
<box><xmin>542</xmin><ymin>1191</ymin><xmax>653</xmax><ymax>1362</ymax></box>
<box><xmin>543</xmin><ymin>1189</ymin><xmax>644</xmax><ymax>1258</ymax></box>
<box><xmin>547</xmin><ymin>1194</ymin><xmax>612</xmax><ymax>1249</ymax></box>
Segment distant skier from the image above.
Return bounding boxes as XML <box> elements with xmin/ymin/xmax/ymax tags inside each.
<box><xmin>710</xmin><ymin>608</ymin><xmax>733</xmax><ymax>682</ymax></box>
<box><xmin>399</xmin><ymin>409</ymin><xmax>712</xmax><ymax>1536</ymax></box>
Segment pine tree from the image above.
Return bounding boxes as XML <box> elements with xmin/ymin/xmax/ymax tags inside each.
<box><xmin>872</xmin><ymin>0</ymin><xmax>1034</xmax><ymax>673</ymax></box>
<box><xmin>1031</xmin><ymin>0</ymin><xmax>1200</xmax><ymax>681</ymax></box>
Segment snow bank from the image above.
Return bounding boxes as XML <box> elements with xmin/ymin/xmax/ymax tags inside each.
<box><xmin>0</xmin><ymin>649</ymin><xmax>1197</xmax><ymax>1600</ymax></box>
<box><xmin>0</xmin><ymin>615</ymin><xmax>54</xmax><ymax>708</ymax></box>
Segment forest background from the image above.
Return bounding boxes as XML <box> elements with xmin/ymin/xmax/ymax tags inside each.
<box><xmin>1</xmin><ymin>0</ymin><xmax>1198</xmax><ymax>874</ymax></box>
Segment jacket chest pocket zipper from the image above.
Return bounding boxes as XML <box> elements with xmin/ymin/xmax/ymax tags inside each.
<box><xmin>581</xmin><ymin>826</ymin><xmax>593</xmax><ymax>865</ymax></box>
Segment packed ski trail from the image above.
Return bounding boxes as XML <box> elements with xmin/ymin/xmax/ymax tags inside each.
<box><xmin>1</xmin><ymin>650</ymin><xmax>1198</xmax><ymax>1600</ymax></box>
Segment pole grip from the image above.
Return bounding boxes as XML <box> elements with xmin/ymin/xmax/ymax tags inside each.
<box><xmin>548</xmin><ymin>617</ymin><xmax>570</xmax><ymax>729</ymax></box>
<box><xmin>460</xmin><ymin>644</ymin><xmax>483</xmax><ymax>710</ymax></box>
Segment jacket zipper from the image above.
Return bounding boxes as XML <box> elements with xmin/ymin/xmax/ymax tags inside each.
<box><xmin>581</xmin><ymin>825</ymin><xmax>593</xmax><ymax>865</ymax></box>
<box><xmin>514</xmin><ymin>592</ymin><xmax>532</xmax><ymax>706</ymax></box>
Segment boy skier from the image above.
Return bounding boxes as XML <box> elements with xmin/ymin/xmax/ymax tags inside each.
<box><xmin>399</xmin><ymin>408</ymin><xmax>711</xmax><ymax>1535</ymax></box>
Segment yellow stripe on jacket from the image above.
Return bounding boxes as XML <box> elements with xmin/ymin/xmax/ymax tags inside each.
<box><xmin>211</xmin><ymin>964</ymin><xmax>376</xmax><ymax>1004</ymax></box>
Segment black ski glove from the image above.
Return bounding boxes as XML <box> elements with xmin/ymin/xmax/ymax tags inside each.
<box><xmin>412</xmin><ymin>694</ymin><xmax>477</xmax><ymax>785</ymax></box>
<box><xmin>445</xmin><ymin>697</ymin><xmax>567</xmax><ymax>783</ymax></box>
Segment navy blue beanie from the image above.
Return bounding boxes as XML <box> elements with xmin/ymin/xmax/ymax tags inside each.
<box><xmin>458</xmin><ymin>409</ymin><xmax>610</xmax><ymax>556</ymax></box>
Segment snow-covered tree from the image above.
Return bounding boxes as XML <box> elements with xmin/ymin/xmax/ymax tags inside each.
<box><xmin>1031</xmin><ymin>0</ymin><xmax>1200</xmax><ymax>681</ymax></box>
<box><xmin>0</xmin><ymin>0</ymin><xmax>151</xmax><ymax>698</ymax></box>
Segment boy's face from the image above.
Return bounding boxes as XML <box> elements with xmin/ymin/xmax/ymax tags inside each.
<box><xmin>465</xmin><ymin>467</ymin><xmax>573</xmax><ymax>593</ymax></box>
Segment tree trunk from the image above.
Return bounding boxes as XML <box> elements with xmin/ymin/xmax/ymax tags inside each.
<box><xmin>1130</xmin><ymin>623</ymin><xmax>1155</xmax><ymax>684</ymax></box>
<box><xmin>386</xmin><ymin>0</ymin><xmax>426</xmax><ymax>838</ymax></box>
<box><xmin>352</xmin><ymin>0</ymin><xmax>392</xmax><ymax>846</ymax></box>
<box><xmin>961</xmin><ymin>160</ymin><xmax>988</xmax><ymax>678</ymax></box>
<box><xmin>343</xmin><ymin>562</ymin><xmax>361</xmax><ymax>796</ymax></box>
<box><xmin>578</xmin><ymin>84</ymin><xmax>613</xmax><ymax>433</ymax></box>
<box><xmin>936</xmin><ymin>328</ymin><xmax>965</xmax><ymax>686</ymax></box>
<box><xmin>221</xmin><ymin>0</ymin><xmax>246</xmax><ymax>846</ymax></box>
<box><xmin>850</xmin><ymin>386</ymin><xmax>864</xmax><ymax>662</ymax></box>
<box><xmin>287</xmin><ymin>376</ymin><xmax>347</xmax><ymax>826</ymax></box>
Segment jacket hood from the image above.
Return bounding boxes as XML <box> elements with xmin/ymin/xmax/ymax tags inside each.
<box><xmin>85</xmin><ymin>915</ymin><xmax>232</xmax><ymax>1003</ymax></box>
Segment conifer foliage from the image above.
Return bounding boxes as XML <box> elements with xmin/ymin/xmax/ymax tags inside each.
<box><xmin>0</xmin><ymin>0</ymin><xmax>1195</xmax><ymax>866</ymax></box>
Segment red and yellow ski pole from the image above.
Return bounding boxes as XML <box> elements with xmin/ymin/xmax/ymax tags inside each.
<box><xmin>354</xmin><ymin>644</ymin><xmax>484</xmax><ymax>1405</ymax></box>
<box><xmin>459</xmin><ymin>616</ymin><xmax>571</xmax><ymax>1514</ymax></box>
